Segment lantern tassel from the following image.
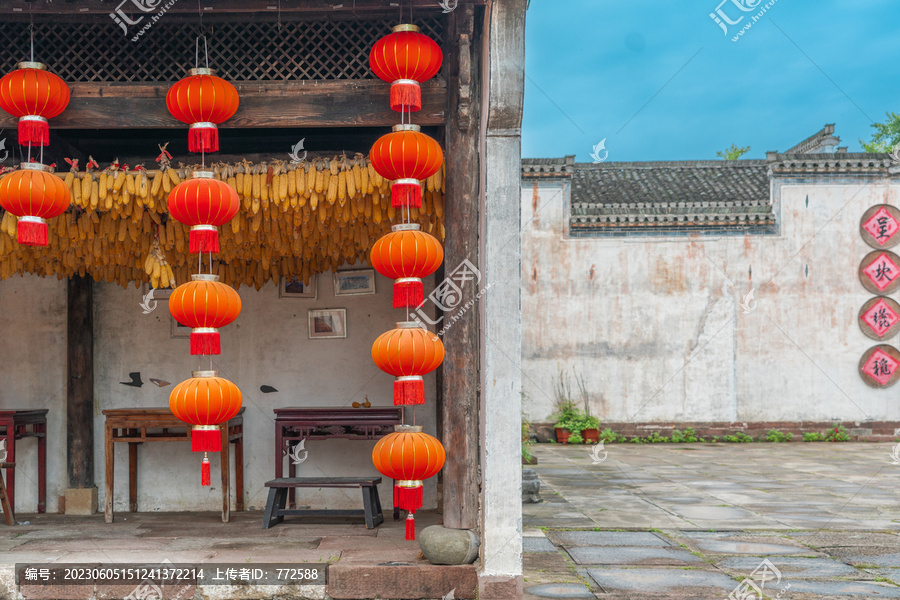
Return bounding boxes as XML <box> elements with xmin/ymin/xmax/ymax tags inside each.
<box><xmin>201</xmin><ymin>455</ymin><xmax>211</xmax><ymax>487</ymax></box>
<box><xmin>397</xmin><ymin>485</ymin><xmax>423</xmax><ymax>512</ymax></box>
<box><xmin>393</xmin><ymin>280</ymin><xmax>423</xmax><ymax>309</ymax></box>
<box><xmin>190</xmin><ymin>330</ymin><xmax>221</xmax><ymax>356</ymax></box>
<box><xmin>16</xmin><ymin>219</ymin><xmax>48</xmax><ymax>246</ymax></box>
<box><xmin>189</xmin><ymin>228</ymin><xmax>220</xmax><ymax>253</ymax></box>
<box><xmin>405</xmin><ymin>513</ymin><xmax>416</xmax><ymax>541</ymax></box>
<box><xmin>188</xmin><ymin>125</ymin><xmax>219</xmax><ymax>153</ymax></box>
<box><xmin>18</xmin><ymin>118</ymin><xmax>49</xmax><ymax>147</ymax></box>
<box><xmin>192</xmin><ymin>428</ymin><xmax>221</xmax><ymax>452</ymax></box>
<box><xmin>393</xmin><ymin>483</ymin><xmax>400</xmax><ymax>507</ymax></box>
<box><xmin>391</xmin><ymin>182</ymin><xmax>422</xmax><ymax>208</ymax></box>
<box><xmin>390</xmin><ymin>81</ymin><xmax>422</xmax><ymax>113</ymax></box>
<box><xmin>394</xmin><ymin>378</ymin><xmax>424</xmax><ymax>406</ymax></box>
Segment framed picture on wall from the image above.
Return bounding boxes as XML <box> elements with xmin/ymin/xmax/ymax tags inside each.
<box><xmin>280</xmin><ymin>275</ymin><xmax>317</xmax><ymax>299</ymax></box>
<box><xmin>141</xmin><ymin>281</ymin><xmax>174</xmax><ymax>300</ymax></box>
<box><xmin>333</xmin><ymin>269</ymin><xmax>376</xmax><ymax>296</ymax></box>
<box><xmin>308</xmin><ymin>308</ymin><xmax>347</xmax><ymax>339</ymax></box>
<box><xmin>171</xmin><ymin>318</ymin><xmax>191</xmax><ymax>338</ymax></box>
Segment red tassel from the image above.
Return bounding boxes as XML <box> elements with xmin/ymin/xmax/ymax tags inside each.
<box><xmin>188</xmin><ymin>126</ymin><xmax>219</xmax><ymax>153</ymax></box>
<box><xmin>394</xmin><ymin>378</ymin><xmax>424</xmax><ymax>406</ymax></box>
<box><xmin>16</xmin><ymin>219</ymin><xmax>48</xmax><ymax>246</ymax></box>
<box><xmin>393</xmin><ymin>280</ymin><xmax>423</xmax><ymax>309</ymax></box>
<box><xmin>390</xmin><ymin>81</ymin><xmax>422</xmax><ymax>112</ymax></box>
<box><xmin>391</xmin><ymin>182</ymin><xmax>422</xmax><ymax>208</ymax></box>
<box><xmin>397</xmin><ymin>485</ymin><xmax>423</xmax><ymax>512</ymax></box>
<box><xmin>201</xmin><ymin>457</ymin><xmax>211</xmax><ymax>486</ymax></box>
<box><xmin>190</xmin><ymin>330</ymin><xmax>221</xmax><ymax>356</ymax></box>
<box><xmin>405</xmin><ymin>513</ymin><xmax>416</xmax><ymax>541</ymax></box>
<box><xmin>189</xmin><ymin>228</ymin><xmax>220</xmax><ymax>253</ymax></box>
<box><xmin>192</xmin><ymin>428</ymin><xmax>221</xmax><ymax>452</ymax></box>
<box><xmin>394</xmin><ymin>484</ymin><xmax>400</xmax><ymax>507</ymax></box>
<box><xmin>19</xmin><ymin>119</ymin><xmax>49</xmax><ymax>147</ymax></box>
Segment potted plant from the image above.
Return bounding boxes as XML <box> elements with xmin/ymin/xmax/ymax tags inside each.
<box><xmin>552</xmin><ymin>368</ymin><xmax>580</xmax><ymax>443</ymax></box>
<box><xmin>580</xmin><ymin>413</ymin><xmax>601</xmax><ymax>444</ymax></box>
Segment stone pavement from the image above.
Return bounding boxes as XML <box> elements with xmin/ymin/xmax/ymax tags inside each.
<box><xmin>523</xmin><ymin>442</ymin><xmax>900</xmax><ymax>599</ymax></box>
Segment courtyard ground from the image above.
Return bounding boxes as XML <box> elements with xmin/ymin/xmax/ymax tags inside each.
<box><xmin>524</xmin><ymin>442</ymin><xmax>900</xmax><ymax>599</ymax></box>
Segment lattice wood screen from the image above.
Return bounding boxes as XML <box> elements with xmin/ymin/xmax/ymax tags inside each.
<box><xmin>0</xmin><ymin>17</ymin><xmax>444</xmax><ymax>82</ymax></box>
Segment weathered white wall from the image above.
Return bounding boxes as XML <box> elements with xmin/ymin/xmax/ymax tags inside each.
<box><xmin>0</xmin><ymin>269</ymin><xmax>437</xmax><ymax>514</ymax></box>
<box><xmin>0</xmin><ymin>275</ymin><xmax>67</xmax><ymax>514</ymax></box>
<box><xmin>522</xmin><ymin>176</ymin><xmax>900</xmax><ymax>424</ymax></box>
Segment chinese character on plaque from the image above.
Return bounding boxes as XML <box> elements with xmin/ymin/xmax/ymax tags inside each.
<box><xmin>859</xmin><ymin>250</ymin><xmax>900</xmax><ymax>294</ymax></box>
<box><xmin>859</xmin><ymin>345</ymin><xmax>900</xmax><ymax>388</ymax></box>
<box><xmin>860</xmin><ymin>204</ymin><xmax>900</xmax><ymax>249</ymax></box>
<box><xmin>859</xmin><ymin>297</ymin><xmax>900</xmax><ymax>340</ymax></box>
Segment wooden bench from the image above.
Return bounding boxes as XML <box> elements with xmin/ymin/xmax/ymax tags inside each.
<box><xmin>263</xmin><ymin>477</ymin><xmax>384</xmax><ymax>530</ymax></box>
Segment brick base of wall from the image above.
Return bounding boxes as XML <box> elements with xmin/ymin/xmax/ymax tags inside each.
<box><xmin>531</xmin><ymin>421</ymin><xmax>900</xmax><ymax>443</ymax></box>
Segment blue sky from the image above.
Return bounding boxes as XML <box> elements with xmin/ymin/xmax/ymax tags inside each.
<box><xmin>522</xmin><ymin>0</ymin><xmax>900</xmax><ymax>162</ymax></box>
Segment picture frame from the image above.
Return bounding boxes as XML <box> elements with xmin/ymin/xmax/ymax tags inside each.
<box><xmin>308</xmin><ymin>308</ymin><xmax>347</xmax><ymax>339</ymax></box>
<box><xmin>171</xmin><ymin>317</ymin><xmax>191</xmax><ymax>338</ymax></box>
<box><xmin>279</xmin><ymin>275</ymin><xmax>317</xmax><ymax>299</ymax></box>
<box><xmin>333</xmin><ymin>269</ymin><xmax>376</xmax><ymax>296</ymax></box>
<box><xmin>141</xmin><ymin>281</ymin><xmax>174</xmax><ymax>300</ymax></box>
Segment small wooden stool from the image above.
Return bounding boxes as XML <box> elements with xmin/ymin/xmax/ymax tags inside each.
<box><xmin>263</xmin><ymin>477</ymin><xmax>383</xmax><ymax>529</ymax></box>
<box><xmin>0</xmin><ymin>462</ymin><xmax>15</xmax><ymax>526</ymax></box>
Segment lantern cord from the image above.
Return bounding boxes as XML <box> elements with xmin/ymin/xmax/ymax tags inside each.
<box><xmin>195</xmin><ymin>36</ymin><xmax>209</xmax><ymax>70</ymax></box>
<box><xmin>29</xmin><ymin>21</ymin><xmax>34</xmax><ymax>63</ymax></box>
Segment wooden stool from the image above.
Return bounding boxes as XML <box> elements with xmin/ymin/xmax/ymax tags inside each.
<box><xmin>0</xmin><ymin>462</ymin><xmax>15</xmax><ymax>526</ymax></box>
<box><xmin>263</xmin><ymin>477</ymin><xmax>383</xmax><ymax>529</ymax></box>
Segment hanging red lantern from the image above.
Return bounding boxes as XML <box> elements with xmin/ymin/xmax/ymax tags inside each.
<box><xmin>167</xmin><ymin>171</ymin><xmax>240</xmax><ymax>253</ymax></box>
<box><xmin>169</xmin><ymin>370</ymin><xmax>242</xmax><ymax>485</ymax></box>
<box><xmin>370</xmin><ymin>24</ymin><xmax>443</xmax><ymax>112</ymax></box>
<box><xmin>169</xmin><ymin>274</ymin><xmax>242</xmax><ymax>355</ymax></box>
<box><xmin>0</xmin><ymin>163</ymin><xmax>71</xmax><ymax>246</ymax></box>
<box><xmin>0</xmin><ymin>62</ymin><xmax>70</xmax><ymax>147</ymax></box>
<box><xmin>372</xmin><ymin>322</ymin><xmax>444</xmax><ymax>405</ymax></box>
<box><xmin>370</xmin><ymin>223</ymin><xmax>443</xmax><ymax>308</ymax></box>
<box><xmin>166</xmin><ymin>68</ymin><xmax>239</xmax><ymax>153</ymax></box>
<box><xmin>372</xmin><ymin>425</ymin><xmax>445</xmax><ymax>540</ymax></box>
<box><xmin>369</xmin><ymin>124</ymin><xmax>443</xmax><ymax>208</ymax></box>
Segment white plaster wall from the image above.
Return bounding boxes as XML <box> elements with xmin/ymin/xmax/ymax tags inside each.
<box><xmin>522</xmin><ymin>176</ymin><xmax>900</xmax><ymax>424</ymax></box>
<box><xmin>0</xmin><ymin>275</ymin><xmax>67</xmax><ymax>514</ymax></box>
<box><xmin>0</xmin><ymin>269</ymin><xmax>437</xmax><ymax>514</ymax></box>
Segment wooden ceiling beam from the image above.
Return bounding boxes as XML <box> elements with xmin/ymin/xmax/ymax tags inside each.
<box><xmin>0</xmin><ymin>79</ymin><xmax>446</xmax><ymax>129</ymax></box>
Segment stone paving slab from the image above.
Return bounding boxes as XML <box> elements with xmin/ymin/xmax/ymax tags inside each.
<box><xmin>585</xmin><ymin>567</ymin><xmax>737</xmax><ymax>594</ymax></box>
<box><xmin>715</xmin><ymin>556</ymin><xmax>861</xmax><ymax>578</ymax></box>
<box><xmin>691</xmin><ymin>539</ymin><xmax>814</xmax><ymax>556</ymax></box>
<box><xmin>524</xmin><ymin>582</ymin><xmax>594</xmax><ymax>599</ymax></box>
<box><xmin>784</xmin><ymin>579</ymin><xmax>900</xmax><ymax>597</ymax></box>
<box><xmin>547</xmin><ymin>531</ymin><xmax>670</xmax><ymax>547</ymax></box>
<box><xmin>524</xmin><ymin>537</ymin><xmax>559</xmax><ymax>553</ymax></box>
<box><xmin>565</xmin><ymin>546</ymin><xmax>703</xmax><ymax>566</ymax></box>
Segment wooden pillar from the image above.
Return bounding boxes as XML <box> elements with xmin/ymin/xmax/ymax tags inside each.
<box><xmin>67</xmin><ymin>276</ymin><xmax>94</xmax><ymax>490</ymax></box>
<box><xmin>441</xmin><ymin>2</ymin><xmax>482</xmax><ymax>531</ymax></box>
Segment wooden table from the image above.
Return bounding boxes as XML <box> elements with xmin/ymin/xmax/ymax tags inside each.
<box><xmin>103</xmin><ymin>407</ymin><xmax>244</xmax><ymax>524</ymax></box>
<box><xmin>274</xmin><ymin>407</ymin><xmax>402</xmax><ymax>516</ymax></box>
<box><xmin>0</xmin><ymin>409</ymin><xmax>47</xmax><ymax>514</ymax></box>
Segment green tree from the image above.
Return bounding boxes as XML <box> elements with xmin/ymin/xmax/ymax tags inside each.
<box><xmin>717</xmin><ymin>144</ymin><xmax>750</xmax><ymax>160</ymax></box>
<box><xmin>860</xmin><ymin>112</ymin><xmax>900</xmax><ymax>153</ymax></box>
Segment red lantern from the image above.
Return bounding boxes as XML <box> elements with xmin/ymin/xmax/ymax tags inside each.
<box><xmin>0</xmin><ymin>62</ymin><xmax>70</xmax><ymax>147</ymax></box>
<box><xmin>370</xmin><ymin>223</ymin><xmax>443</xmax><ymax>308</ymax></box>
<box><xmin>372</xmin><ymin>425</ymin><xmax>445</xmax><ymax>540</ymax></box>
<box><xmin>0</xmin><ymin>163</ymin><xmax>71</xmax><ymax>246</ymax></box>
<box><xmin>370</xmin><ymin>24</ymin><xmax>443</xmax><ymax>112</ymax></box>
<box><xmin>169</xmin><ymin>274</ymin><xmax>242</xmax><ymax>355</ymax></box>
<box><xmin>369</xmin><ymin>124</ymin><xmax>443</xmax><ymax>208</ymax></box>
<box><xmin>169</xmin><ymin>370</ymin><xmax>242</xmax><ymax>485</ymax></box>
<box><xmin>167</xmin><ymin>171</ymin><xmax>240</xmax><ymax>253</ymax></box>
<box><xmin>166</xmin><ymin>68</ymin><xmax>239</xmax><ymax>153</ymax></box>
<box><xmin>372</xmin><ymin>322</ymin><xmax>444</xmax><ymax>405</ymax></box>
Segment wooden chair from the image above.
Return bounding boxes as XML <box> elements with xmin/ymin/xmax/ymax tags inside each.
<box><xmin>0</xmin><ymin>463</ymin><xmax>15</xmax><ymax>525</ymax></box>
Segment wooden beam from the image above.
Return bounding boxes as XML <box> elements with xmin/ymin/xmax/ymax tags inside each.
<box><xmin>440</xmin><ymin>2</ymin><xmax>480</xmax><ymax>532</ymax></box>
<box><xmin>67</xmin><ymin>275</ymin><xmax>94</xmax><ymax>490</ymax></box>
<box><xmin>0</xmin><ymin>80</ymin><xmax>446</xmax><ymax>130</ymax></box>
